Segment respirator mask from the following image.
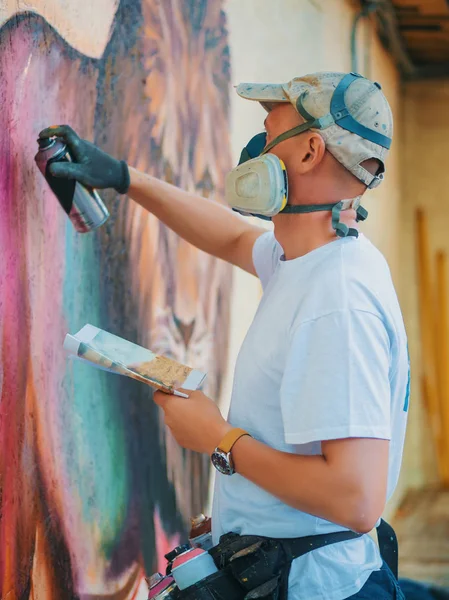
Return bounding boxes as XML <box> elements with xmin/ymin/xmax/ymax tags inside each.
<box><xmin>225</xmin><ymin>127</ymin><xmax>368</xmax><ymax>238</ymax></box>
<box><xmin>224</xmin><ymin>73</ymin><xmax>389</xmax><ymax>238</ymax></box>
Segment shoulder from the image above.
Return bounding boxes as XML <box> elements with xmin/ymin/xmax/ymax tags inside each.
<box><xmin>294</xmin><ymin>235</ymin><xmax>398</xmax><ymax>324</ymax></box>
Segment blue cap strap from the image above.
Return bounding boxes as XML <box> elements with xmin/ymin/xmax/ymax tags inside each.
<box><xmin>330</xmin><ymin>73</ymin><xmax>392</xmax><ymax>150</ymax></box>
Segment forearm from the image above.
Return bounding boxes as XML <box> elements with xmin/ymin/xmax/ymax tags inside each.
<box><xmin>128</xmin><ymin>167</ymin><xmax>262</xmax><ymax>265</ymax></box>
<box><xmin>231</xmin><ymin>435</ymin><xmax>381</xmax><ymax>533</ymax></box>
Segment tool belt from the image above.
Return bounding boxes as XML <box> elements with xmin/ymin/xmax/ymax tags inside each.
<box><xmin>175</xmin><ymin>519</ymin><xmax>398</xmax><ymax>600</ymax></box>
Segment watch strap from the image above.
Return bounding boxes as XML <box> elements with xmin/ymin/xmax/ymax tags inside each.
<box><xmin>218</xmin><ymin>428</ymin><xmax>251</xmax><ymax>453</ymax></box>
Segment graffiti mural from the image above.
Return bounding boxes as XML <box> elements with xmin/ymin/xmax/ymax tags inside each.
<box><xmin>0</xmin><ymin>1</ymin><xmax>232</xmax><ymax>598</ymax></box>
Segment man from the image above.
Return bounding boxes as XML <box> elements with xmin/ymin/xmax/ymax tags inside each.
<box><xmin>39</xmin><ymin>72</ymin><xmax>409</xmax><ymax>599</ymax></box>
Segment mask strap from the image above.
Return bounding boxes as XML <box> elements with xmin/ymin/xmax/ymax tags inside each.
<box><xmin>261</xmin><ymin>94</ymin><xmax>336</xmax><ymax>156</ymax></box>
<box><xmin>261</xmin><ymin>122</ymin><xmax>315</xmax><ymax>155</ymax></box>
<box><xmin>281</xmin><ymin>203</ymin><xmax>337</xmax><ymax>214</ymax></box>
<box><xmin>332</xmin><ymin>202</ymin><xmax>359</xmax><ymax>238</ymax></box>
<box><xmin>281</xmin><ymin>200</ymin><xmax>365</xmax><ymax>239</ymax></box>
<box><xmin>356</xmin><ymin>205</ymin><xmax>368</xmax><ymax>222</ymax></box>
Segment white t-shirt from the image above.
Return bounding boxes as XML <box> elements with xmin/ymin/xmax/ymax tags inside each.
<box><xmin>212</xmin><ymin>232</ymin><xmax>410</xmax><ymax>600</ymax></box>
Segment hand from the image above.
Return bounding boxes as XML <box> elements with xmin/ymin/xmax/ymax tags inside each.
<box><xmin>38</xmin><ymin>125</ymin><xmax>130</xmax><ymax>194</ymax></box>
<box><xmin>153</xmin><ymin>389</ymin><xmax>232</xmax><ymax>455</ymax></box>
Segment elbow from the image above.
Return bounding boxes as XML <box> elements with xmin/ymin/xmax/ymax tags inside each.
<box><xmin>326</xmin><ymin>479</ymin><xmax>385</xmax><ymax>533</ymax></box>
<box><xmin>350</xmin><ymin>515</ymin><xmax>379</xmax><ymax>535</ymax></box>
<box><xmin>345</xmin><ymin>492</ymin><xmax>385</xmax><ymax>534</ymax></box>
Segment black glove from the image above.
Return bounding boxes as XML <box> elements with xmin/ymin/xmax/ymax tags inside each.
<box><xmin>38</xmin><ymin>125</ymin><xmax>130</xmax><ymax>194</ymax></box>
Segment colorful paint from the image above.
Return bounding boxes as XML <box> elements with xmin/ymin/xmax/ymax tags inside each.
<box><xmin>0</xmin><ymin>1</ymin><xmax>232</xmax><ymax>598</ymax></box>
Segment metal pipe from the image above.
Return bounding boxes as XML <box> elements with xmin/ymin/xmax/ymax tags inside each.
<box><xmin>372</xmin><ymin>0</ymin><xmax>416</xmax><ymax>77</ymax></box>
<box><xmin>351</xmin><ymin>1</ymin><xmax>383</xmax><ymax>73</ymax></box>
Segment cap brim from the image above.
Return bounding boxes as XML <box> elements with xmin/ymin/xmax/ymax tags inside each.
<box><xmin>236</xmin><ymin>82</ymin><xmax>289</xmax><ymax>103</ymax></box>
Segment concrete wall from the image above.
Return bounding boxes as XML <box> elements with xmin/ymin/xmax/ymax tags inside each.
<box><xmin>399</xmin><ymin>79</ymin><xmax>449</xmax><ymax>488</ymax></box>
<box><xmin>223</xmin><ymin>0</ymin><xmax>406</xmax><ymax>514</ymax></box>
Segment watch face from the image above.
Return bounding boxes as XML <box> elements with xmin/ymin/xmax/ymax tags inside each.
<box><xmin>211</xmin><ymin>450</ymin><xmax>234</xmax><ymax>476</ymax></box>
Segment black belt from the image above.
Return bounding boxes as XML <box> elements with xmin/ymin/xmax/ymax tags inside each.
<box><xmin>276</xmin><ymin>520</ymin><xmax>398</xmax><ymax>599</ymax></box>
<box><xmin>178</xmin><ymin>519</ymin><xmax>398</xmax><ymax>600</ymax></box>
<box><xmin>375</xmin><ymin>519</ymin><xmax>399</xmax><ymax>579</ymax></box>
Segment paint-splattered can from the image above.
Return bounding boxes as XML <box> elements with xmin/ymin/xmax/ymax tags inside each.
<box><xmin>189</xmin><ymin>514</ymin><xmax>213</xmax><ymax>550</ymax></box>
<box><xmin>146</xmin><ymin>573</ymin><xmax>178</xmax><ymax>599</ymax></box>
<box><xmin>164</xmin><ymin>543</ymin><xmax>191</xmax><ymax>575</ymax></box>
<box><xmin>35</xmin><ymin>137</ymin><xmax>110</xmax><ymax>233</ymax></box>
<box><xmin>171</xmin><ymin>548</ymin><xmax>218</xmax><ymax>591</ymax></box>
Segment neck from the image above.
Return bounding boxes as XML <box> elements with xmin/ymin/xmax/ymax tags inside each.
<box><xmin>272</xmin><ymin>208</ymin><xmax>358</xmax><ymax>261</ymax></box>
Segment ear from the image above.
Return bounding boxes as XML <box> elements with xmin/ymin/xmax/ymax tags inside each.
<box><xmin>299</xmin><ymin>132</ymin><xmax>326</xmax><ymax>173</ymax></box>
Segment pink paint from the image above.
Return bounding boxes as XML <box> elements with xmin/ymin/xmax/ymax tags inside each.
<box><xmin>153</xmin><ymin>510</ymin><xmax>181</xmax><ymax>574</ymax></box>
<box><xmin>172</xmin><ymin>548</ymin><xmax>204</xmax><ymax>569</ymax></box>
<box><xmin>0</xmin><ymin>2</ymin><xmax>232</xmax><ymax>597</ymax></box>
<box><xmin>0</xmin><ymin>20</ymin><xmax>98</xmax><ymax>598</ymax></box>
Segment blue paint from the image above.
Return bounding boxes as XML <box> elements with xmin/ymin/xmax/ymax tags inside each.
<box><xmin>62</xmin><ymin>219</ymin><xmax>130</xmax><ymax>555</ymax></box>
<box><xmin>403</xmin><ymin>346</ymin><xmax>411</xmax><ymax>412</ymax></box>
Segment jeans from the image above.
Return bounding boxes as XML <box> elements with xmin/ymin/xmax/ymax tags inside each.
<box><xmin>347</xmin><ymin>563</ymin><xmax>406</xmax><ymax>599</ymax></box>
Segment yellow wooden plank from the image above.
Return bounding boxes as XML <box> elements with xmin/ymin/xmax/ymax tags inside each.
<box><xmin>435</xmin><ymin>251</ymin><xmax>449</xmax><ymax>486</ymax></box>
<box><xmin>415</xmin><ymin>209</ymin><xmax>445</xmax><ymax>483</ymax></box>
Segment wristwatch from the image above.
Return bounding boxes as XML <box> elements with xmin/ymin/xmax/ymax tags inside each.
<box><xmin>211</xmin><ymin>428</ymin><xmax>251</xmax><ymax>476</ymax></box>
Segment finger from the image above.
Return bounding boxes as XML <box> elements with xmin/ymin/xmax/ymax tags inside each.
<box><xmin>38</xmin><ymin>125</ymin><xmax>83</xmax><ymax>161</ymax></box>
<box><xmin>48</xmin><ymin>161</ymin><xmax>88</xmax><ymax>182</ymax></box>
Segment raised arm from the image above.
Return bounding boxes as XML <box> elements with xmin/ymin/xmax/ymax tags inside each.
<box><xmin>127</xmin><ymin>167</ymin><xmax>264</xmax><ymax>274</ymax></box>
<box><xmin>38</xmin><ymin>125</ymin><xmax>265</xmax><ymax>275</ymax></box>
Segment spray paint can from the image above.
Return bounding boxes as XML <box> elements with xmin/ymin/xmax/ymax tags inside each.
<box><xmin>35</xmin><ymin>137</ymin><xmax>109</xmax><ymax>233</ymax></box>
<box><xmin>164</xmin><ymin>543</ymin><xmax>191</xmax><ymax>575</ymax></box>
<box><xmin>189</xmin><ymin>514</ymin><xmax>213</xmax><ymax>551</ymax></box>
<box><xmin>171</xmin><ymin>548</ymin><xmax>218</xmax><ymax>591</ymax></box>
<box><xmin>146</xmin><ymin>572</ymin><xmax>178</xmax><ymax>599</ymax></box>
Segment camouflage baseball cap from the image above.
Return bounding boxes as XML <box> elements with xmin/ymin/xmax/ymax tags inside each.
<box><xmin>236</xmin><ymin>72</ymin><xmax>393</xmax><ymax>189</ymax></box>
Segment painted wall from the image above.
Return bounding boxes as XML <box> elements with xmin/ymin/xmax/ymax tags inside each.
<box><xmin>0</xmin><ymin>2</ymin><xmax>232</xmax><ymax>598</ymax></box>
<box><xmin>1</xmin><ymin>0</ymin><xmax>432</xmax><ymax>596</ymax></box>
<box><xmin>223</xmin><ymin>0</ymin><xmax>405</xmax><ymax>514</ymax></box>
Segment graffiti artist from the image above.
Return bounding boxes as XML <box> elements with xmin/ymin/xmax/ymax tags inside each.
<box><xmin>39</xmin><ymin>72</ymin><xmax>410</xmax><ymax>599</ymax></box>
